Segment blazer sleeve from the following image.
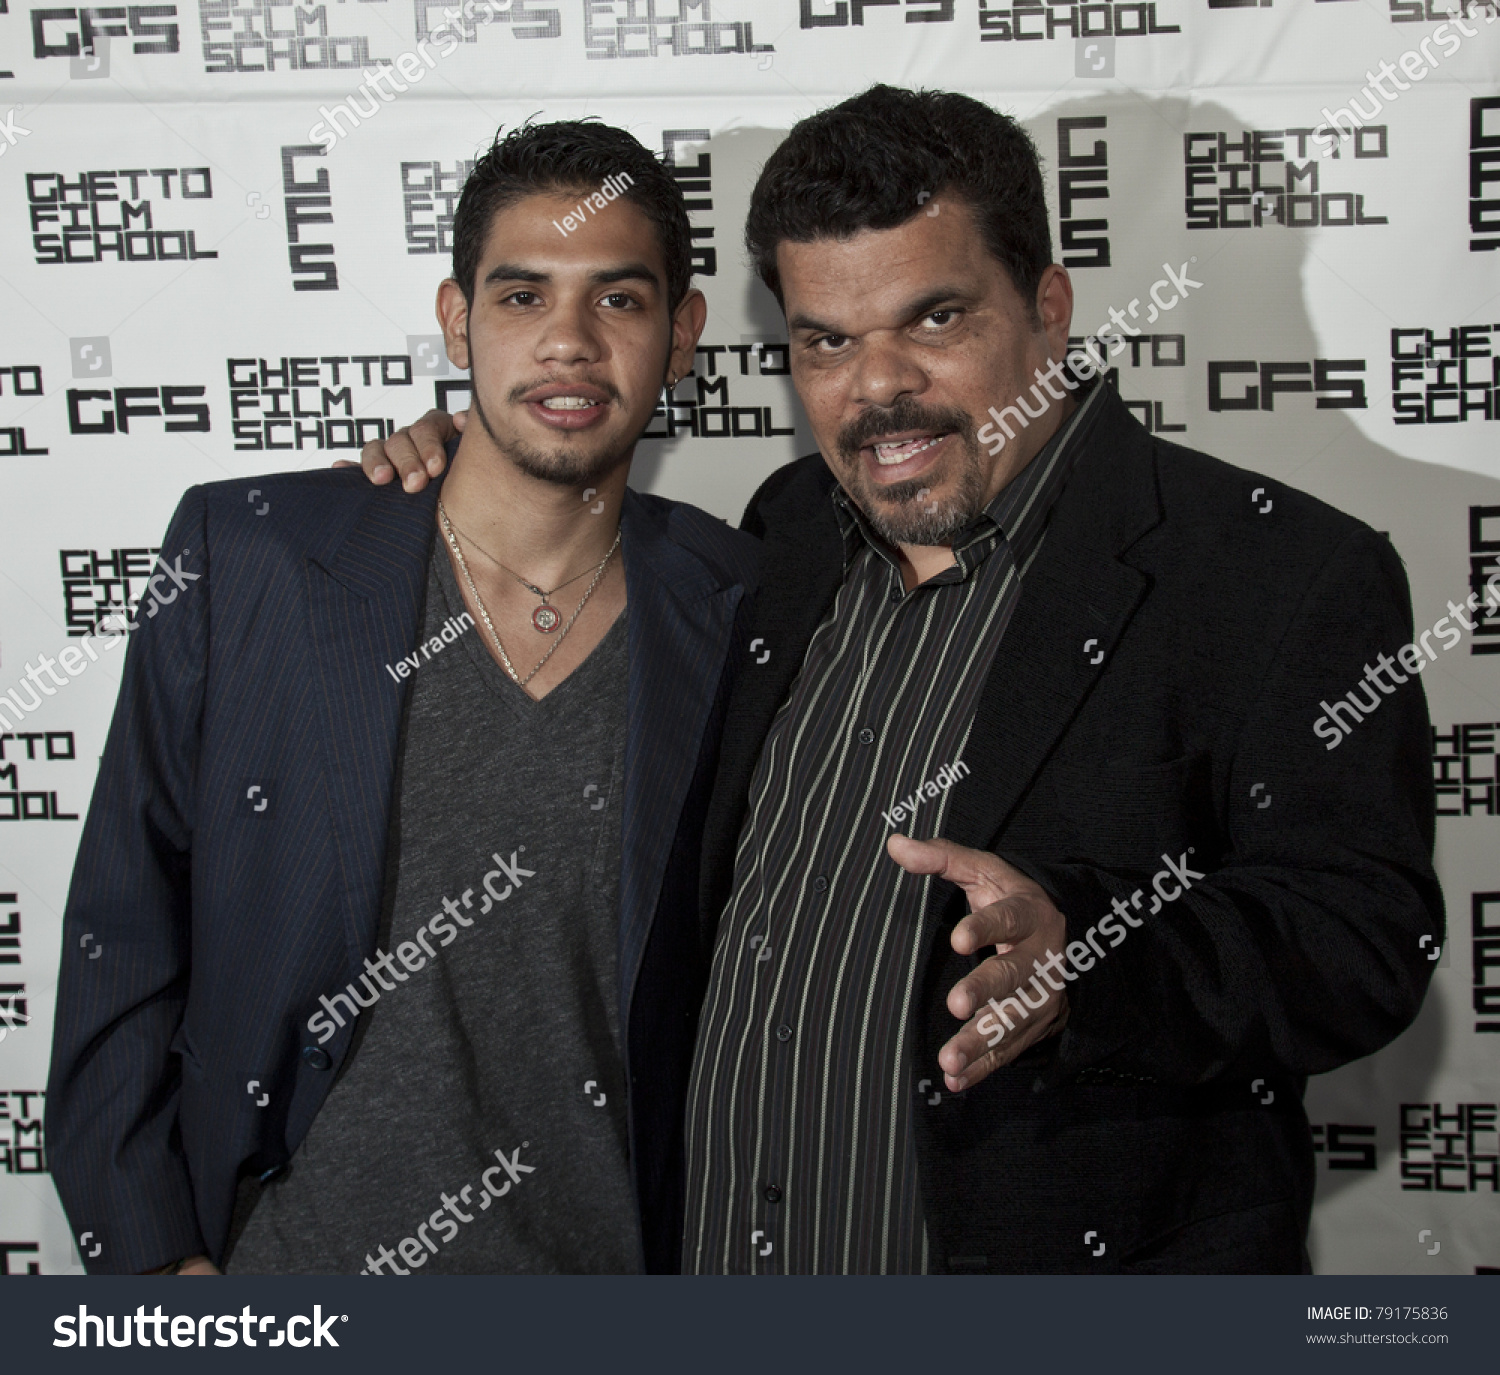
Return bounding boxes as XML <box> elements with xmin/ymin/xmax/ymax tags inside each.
<box><xmin>44</xmin><ymin>489</ymin><xmax>210</xmax><ymax>1273</ymax></box>
<box><xmin>1002</xmin><ymin>526</ymin><xmax>1444</xmax><ymax>1088</ymax></box>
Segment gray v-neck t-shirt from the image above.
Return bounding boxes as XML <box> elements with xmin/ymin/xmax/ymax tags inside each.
<box><xmin>228</xmin><ymin>540</ymin><xmax>638</xmax><ymax>1274</ymax></box>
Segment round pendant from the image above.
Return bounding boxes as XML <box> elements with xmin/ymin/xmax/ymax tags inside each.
<box><xmin>532</xmin><ymin>603</ymin><xmax>561</xmax><ymax>634</ymax></box>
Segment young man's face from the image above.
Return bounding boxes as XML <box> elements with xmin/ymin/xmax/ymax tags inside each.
<box><xmin>777</xmin><ymin>197</ymin><xmax>1072</xmax><ymax>547</ymax></box>
<box><xmin>437</xmin><ymin>189</ymin><xmax>704</xmax><ymax>486</ymax></box>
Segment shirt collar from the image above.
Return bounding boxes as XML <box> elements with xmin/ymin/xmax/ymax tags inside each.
<box><xmin>832</xmin><ymin>376</ymin><xmax>1105</xmax><ymax>585</ymax></box>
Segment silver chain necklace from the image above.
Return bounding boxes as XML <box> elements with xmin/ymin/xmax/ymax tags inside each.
<box><xmin>439</xmin><ymin>508</ymin><xmax>601</xmax><ymax>633</ymax></box>
<box><xmin>438</xmin><ymin>500</ymin><xmax>620</xmax><ymax>690</ymax></box>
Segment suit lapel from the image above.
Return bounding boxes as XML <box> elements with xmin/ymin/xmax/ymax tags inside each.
<box><xmin>617</xmin><ymin>491</ymin><xmax>747</xmax><ymax>1030</ymax></box>
<box><xmin>943</xmin><ymin>540</ymin><xmax>1149</xmax><ymax>851</ymax></box>
<box><xmin>946</xmin><ymin>389</ymin><xmax>1162</xmax><ymax>851</ymax></box>
<box><xmin>305</xmin><ymin>484</ymin><xmax>439</xmax><ymax>966</ymax></box>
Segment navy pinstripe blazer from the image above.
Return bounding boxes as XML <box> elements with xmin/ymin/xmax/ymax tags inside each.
<box><xmin>45</xmin><ymin>467</ymin><xmax>760</xmax><ymax>1275</ymax></box>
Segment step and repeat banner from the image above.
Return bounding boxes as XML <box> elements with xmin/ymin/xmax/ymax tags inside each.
<box><xmin>0</xmin><ymin>0</ymin><xmax>1497</xmax><ymax>1278</ymax></box>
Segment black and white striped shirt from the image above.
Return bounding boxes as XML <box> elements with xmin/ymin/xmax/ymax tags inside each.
<box><xmin>682</xmin><ymin>383</ymin><xmax>1104</xmax><ymax>1274</ymax></box>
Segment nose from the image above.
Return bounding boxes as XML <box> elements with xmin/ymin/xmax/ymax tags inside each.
<box><xmin>535</xmin><ymin>292</ymin><xmax>604</xmax><ymax>368</ymax></box>
<box><xmin>848</xmin><ymin>331</ymin><xmax>928</xmax><ymax>411</ymax></box>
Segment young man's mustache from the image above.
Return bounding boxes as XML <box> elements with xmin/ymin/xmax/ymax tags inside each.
<box><xmin>506</xmin><ymin>378</ymin><xmax>625</xmax><ymax>406</ymax></box>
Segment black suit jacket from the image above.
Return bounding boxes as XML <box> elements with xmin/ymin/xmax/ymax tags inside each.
<box><xmin>46</xmin><ymin>469</ymin><xmax>760</xmax><ymax>1275</ymax></box>
<box><xmin>700</xmin><ymin>385</ymin><xmax>1442</xmax><ymax>1273</ymax></box>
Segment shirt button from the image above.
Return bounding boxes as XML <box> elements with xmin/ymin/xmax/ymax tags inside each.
<box><xmin>302</xmin><ymin>1046</ymin><xmax>332</xmax><ymax>1071</ymax></box>
<box><xmin>858</xmin><ymin>727</ymin><xmax>875</xmax><ymax>745</ymax></box>
<box><xmin>764</xmin><ymin>1184</ymin><xmax>783</xmax><ymax>1204</ymax></box>
<box><xmin>776</xmin><ymin>1024</ymin><xmax>792</xmax><ymax>1042</ymax></box>
<box><xmin>813</xmin><ymin>874</ymin><xmax>828</xmax><ymax>893</ymax></box>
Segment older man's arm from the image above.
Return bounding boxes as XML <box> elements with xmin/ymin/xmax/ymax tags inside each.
<box><xmin>343</xmin><ymin>407</ymin><xmax>466</xmax><ymax>489</ymax></box>
<box><xmin>893</xmin><ymin>527</ymin><xmax>1442</xmax><ymax>1093</ymax></box>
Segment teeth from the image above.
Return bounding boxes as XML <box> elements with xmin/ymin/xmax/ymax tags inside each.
<box><xmin>874</xmin><ymin>435</ymin><xmax>941</xmax><ymax>466</ymax></box>
<box><xmin>540</xmin><ymin>396</ymin><xmax>597</xmax><ymax>410</ymax></box>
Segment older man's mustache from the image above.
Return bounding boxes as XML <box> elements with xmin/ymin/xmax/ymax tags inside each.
<box><xmin>837</xmin><ymin>400</ymin><xmax>975</xmax><ymax>461</ymax></box>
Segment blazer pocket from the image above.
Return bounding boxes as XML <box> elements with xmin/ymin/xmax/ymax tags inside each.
<box><xmin>1033</xmin><ymin>750</ymin><xmax>1217</xmax><ymax>872</ymax></box>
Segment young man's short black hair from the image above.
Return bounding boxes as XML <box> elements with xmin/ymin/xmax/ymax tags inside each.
<box><xmin>745</xmin><ymin>85</ymin><xmax>1052</xmax><ymax>316</ymax></box>
<box><xmin>452</xmin><ymin>119</ymin><xmax>694</xmax><ymax>309</ymax></box>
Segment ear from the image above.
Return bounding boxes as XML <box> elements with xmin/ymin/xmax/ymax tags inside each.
<box><xmin>436</xmin><ymin>278</ymin><xmax>472</xmax><ymax>372</ymax></box>
<box><xmin>1035</xmin><ymin>264</ymin><xmax>1074</xmax><ymax>362</ymax></box>
<box><xmin>667</xmin><ymin>287</ymin><xmax>708</xmax><ymax>388</ymax></box>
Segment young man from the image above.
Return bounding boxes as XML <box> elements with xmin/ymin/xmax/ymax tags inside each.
<box><xmin>365</xmin><ymin>87</ymin><xmax>1441</xmax><ymax>1274</ymax></box>
<box><xmin>45</xmin><ymin>121</ymin><xmax>759</xmax><ymax>1275</ymax></box>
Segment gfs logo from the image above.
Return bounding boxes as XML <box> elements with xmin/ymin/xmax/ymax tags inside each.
<box><xmin>30</xmin><ymin>6</ymin><xmax>180</xmax><ymax>58</ymax></box>
<box><xmin>67</xmin><ymin>386</ymin><xmax>209</xmax><ymax>434</ymax></box>
<box><xmin>800</xmin><ymin>0</ymin><xmax>954</xmax><ymax>24</ymax></box>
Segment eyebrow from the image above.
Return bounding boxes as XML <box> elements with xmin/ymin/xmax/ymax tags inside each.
<box><xmin>790</xmin><ymin>286</ymin><xmax>975</xmax><ymax>338</ymax></box>
<box><xmin>483</xmin><ymin>262</ymin><xmax>662</xmax><ymax>291</ymax></box>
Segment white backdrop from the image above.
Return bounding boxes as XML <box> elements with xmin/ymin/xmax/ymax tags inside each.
<box><xmin>1</xmin><ymin>0</ymin><xmax>1497</xmax><ymax>1276</ymax></box>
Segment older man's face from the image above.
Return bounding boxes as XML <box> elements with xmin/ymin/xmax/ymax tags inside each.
<box><xmin>777</xmin><ymin>197</ymin><xmax>1073</xmax><ymax>547</ymax></box>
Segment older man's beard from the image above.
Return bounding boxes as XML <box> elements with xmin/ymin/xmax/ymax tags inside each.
<box><xmin>835</xmin><ymin>398</ymin><xmax>988</xmax><ymax>547</ymax></box>
<box><xmin>469</xmin><ymin>381</ymin><xmax>633</xmax><ymax>488</ymax></box>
